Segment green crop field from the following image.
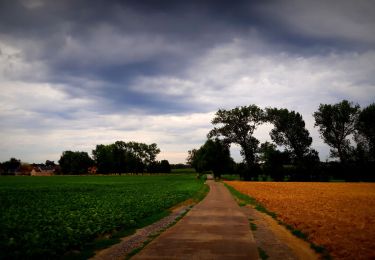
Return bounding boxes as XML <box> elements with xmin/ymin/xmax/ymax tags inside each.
<box><xmin>0</xmin><ymin>175</ymin><xmax>204</xmax><ymax>259</ymax></box>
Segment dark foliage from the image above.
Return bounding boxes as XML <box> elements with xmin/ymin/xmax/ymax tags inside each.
<box><xmin>148</xmin><ymin>160</ymin><xmax>171</xmax><ymax>173</ymax></box>
<box><xmin>92</xmin><ymin>141</ymin><xmax>160</xmax><ymax>174</ymax></box>
<box><xmin>0</xmin><ymin>158</ymin><xmax>21</xmax><ymax>175</ymax></box>
<box><xmin>58</xmin><ymin>151</ymin><xmax>94</xmax><ymax>174</ymax></box>
<box><xmin>356</xmin><ymin>103</ymin><xmax>375</xmax><ymax>161</ymax></box>
<box><xmin>258</xmin><ymin>142</ymin><xmax>291</xmax><ymax>181</ymax></box>
<box><xmin>170</xmin><ymin>163</ymin><xmax>190</xmax><ymax>169</ymax></box>
<box><xmin>266</xmin><ymin>107</ymin><xmax>316</xmax><ymax>163</ymax></box>
<box><xmin>188</xmin><ymin>139</ymin><xmax>234</xmax><ymax>178</ymax></box>
<box><xmin>208</xmin><ymin>105</ymin><xmax>264</xmax><ymax>167</ymax></box>
<box><xmin>314</xmin><ymin>100</ymin><xmax>360</xmax><ymax>163</ymax></box>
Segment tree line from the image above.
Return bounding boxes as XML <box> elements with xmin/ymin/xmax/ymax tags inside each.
<box><xmin>0</xmin><ymin>141</ymin><xmax>171</xmax><ymax>175</ymax></box>
<box><xmin>59</xmin><ymin>141</ymin><xmax>171</xmax><ymax>174</ymax></box>
<box><xmin>188</xmin><ymin>100</ymin><xmax>375</xmax><ymax>181</ymax></box>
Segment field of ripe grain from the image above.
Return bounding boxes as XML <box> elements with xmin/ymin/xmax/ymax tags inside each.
<box><xmin>225</xmin><ymin>181</ymin><xmax>375</xmax><ymax>260</ymax></box>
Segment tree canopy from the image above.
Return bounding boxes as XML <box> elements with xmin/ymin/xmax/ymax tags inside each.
<box><xmin>187</xmin><ymin>139</ymin><xmax>233</xmax><ymax>178</ymax></box>
<box><xmin>0</xmin><ymin>158</ymin><xmax>21</xmax><ymax>175</ymax></box>
<box><xmin>313</xmin><ymin>100</ymin><xmax>360</xmax><ymax>163</ymax></box>
<box><xmin>58</xmin><ymin>151</ymin><xmax>94</xmax><ymax>174</ymax></box>
<box><xmin>207</xmin><ymin>105</ymin><xmax>264</xmax><ymax>167</ymax></box>
<box><xmin>92</xmin><ymin>141</ymin><xmax>161</xmax><ymax>174</ymax></box>
<box><xmin>357</xmin><ymin>103</ymin><xmax>375</xmax><ymax>160</ymax></box>
<box><xmin>266</xmin><ymin>107</ymin><xmax>315</xmax><ymax>163</ymax></box>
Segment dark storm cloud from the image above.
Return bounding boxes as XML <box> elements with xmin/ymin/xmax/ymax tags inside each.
<box><xmin>256</xmin><ymin>0</ymin><xmax>375</xmax><ymax>50</ymax></box>
<box><xmin>1</xmin><ymin>1</ymin><xmax>375</xmax><ymax>114</ymax></box>
<box><xmin>1</xmin><ymin>0</ymin><xmax>375</xmax><ymax>163</ymax></box>
<box><xmin>0</xmin><ymin>0</ymin><xmax>266</xmax><ymax>113</ymax></box>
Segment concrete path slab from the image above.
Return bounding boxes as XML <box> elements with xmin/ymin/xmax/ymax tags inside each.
<box><xmin>133</xmin><ymin>181</ymin><xmax>259</xmax><ymax>259</ymax></box>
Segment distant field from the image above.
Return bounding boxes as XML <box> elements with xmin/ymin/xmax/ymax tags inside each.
<box><xmin>0</xmin><ymin>175</ymin><xmax>204</xmax><ymax>258</ymax></box>
<box><xmin>225</xmin><ymin>181</ymin><xmax>375</xmax><ymax>260</ymax></box>
<box><xmin>171</xmin><ymin>168</ymin><xmax>196</xmax><ymax>174</ymax></box>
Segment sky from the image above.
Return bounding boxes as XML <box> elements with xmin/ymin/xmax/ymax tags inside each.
<box><xmin>0</xmin><ymin>0</ymin><xmax>375</xmax><ymax>164</ymax></box>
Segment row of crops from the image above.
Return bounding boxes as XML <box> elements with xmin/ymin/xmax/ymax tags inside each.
<box><xmin>0</xmin><ymin>175</ymin><xmax>204</xmax><ymax>258</ymax></box>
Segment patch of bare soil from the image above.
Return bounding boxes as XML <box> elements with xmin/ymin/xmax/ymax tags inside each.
<box><xmin>241</xmin><ymin>206</ymin><xmax>319</xmax><ymax>260</ymax></box>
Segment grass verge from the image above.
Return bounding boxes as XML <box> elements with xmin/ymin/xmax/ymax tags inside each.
<box><xmin>258</xmin><ymin>247</ymin><xmax>269</xmax><ymax>260</ymax></box>
<box><xmin>250</xmin><ymin>222</ymin><xmax>257</xmax><ymax>231</ymax></box>
<box><xmin>224</xmin><ymin>183</ymin><xmax>331</xmax><ymax>259</ymax></box>
<box><xmin>224</xmin><ymin>183</ymin><xmax>277</xmax><ymax>218</ymax></box>
<box><xmin>248</xmin><ymin>217</ymin><xmax>257</xmax><ymax>231</ymax></box>
<box><xmin>192</xmin><ymin>182</ymin><xmax>210</xmax><ymax>202</ymax></box>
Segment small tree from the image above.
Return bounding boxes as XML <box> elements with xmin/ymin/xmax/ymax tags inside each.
<box><xmin>148</xmin><ymin>160</ymin><xmax>171</xmax><ymax>173</ymax></box>
<box><xmin>188</xmin><ymin>139</ymin><xmax>233</xmax><ymax>179</ymax></box>
<box><xmin>313</xmin><ymin>100</ymin><xmax>360</xmax><ymax>163</ymax></box>
<box><xmin>258</xmin><ymin>142</ymin><xmax>290</xmax><ymax>181</ymax></box>
<box><xmin>160</xmin><ymin>160</ymin><xmax>171</xmax><ymax>173</ymax></box>
<box><xmin>1</xmin><ymin>158</ymin><xmax>21</xmax><ymax>175</ymax></box>
<box><xmin>58</xmin><ymin>151</ymin><xmax>94</xmax><ymax>174</ymax></box>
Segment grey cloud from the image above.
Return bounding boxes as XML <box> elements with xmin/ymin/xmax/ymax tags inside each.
<box><xmin>256</xmin><ymin>0</ymin><xmax>375</xmax><ymax>49</ymax></box>
<box><xmin>1</xmin><ymin>0</ymin><xmax>375</xmax><ymax>163</ymax></box>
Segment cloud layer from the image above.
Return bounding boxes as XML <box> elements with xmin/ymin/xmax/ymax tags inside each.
<box><xmin>1</xmin><ymin>0</ymin><xmax>374</xmax><ymax>163</ymax></box>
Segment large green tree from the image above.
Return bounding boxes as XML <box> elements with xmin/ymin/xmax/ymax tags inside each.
<box><xmin>313</xmin><ymin>100</ymin><xmax>360</xmax><ymax>163</ymax></box>
<box><xmin>266</xmin><ymin>107</ymin><xmax>316</xmax><ymax>163</ymax></box>
<box><xmin>208</xmin><ymin>105</ymin><xmax>264</xmax><ymax>168</ymax></box>
<box><xmin>356</xmin><ymin>103</ymin><xmax>375</xmax><ymax>160</ymax></box>
<box><xmin>187</xmin><ymin>139</ymin><xmax>233</xmax><ymax>178</ymax></box>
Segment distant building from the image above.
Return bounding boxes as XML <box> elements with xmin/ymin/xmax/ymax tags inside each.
<box><xmin>30</xmin><ymin>164</ymin><xmax>55</xmax><ymax>176</ymax></box>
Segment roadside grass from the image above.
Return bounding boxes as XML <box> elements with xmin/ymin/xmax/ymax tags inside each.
<box><xmin>221</xmin><ymin>174</ymin><xmax>241</xmax><ymax>181</ymax></box>
<box><xmin>224</xmin><ymin>183</ymin><xmax>331</xmax><ymax>259</ymax></box>
<box><xmin>191</xmin><ymin>182</ymin><xmax>210</xmax><ymax>202</ymax></box>
<box><xmin>250</xmin><ymin>222</ymin><xmax>257</xmax><ymax>231</ymax></box>
<box><xmin>258</xmin><ymin>247</ymin><xmax>269</xmax><ymax>260</ymax></box>
<box><xmin>171</xmin><ymin>168</ymin><xmax>196</xmax><ymax>174</ymax></box>
<box><xmin>224</xmin><ymin>183</ymin><xmax>277</xmax><ymax>218</ymax></box>
<box><xmin>248</xmin><ymin>217</ymin><xmax>258</xmax><ymax>231</ymax></box>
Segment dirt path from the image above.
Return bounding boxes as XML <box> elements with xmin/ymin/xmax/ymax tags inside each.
<box><xmin>133</xmin><ymin>180</ymin><xmax>259</xmax><ymax>259</ymax></box>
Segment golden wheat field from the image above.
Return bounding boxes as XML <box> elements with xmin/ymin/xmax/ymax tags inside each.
<box><xmin>225</xmin><ymin>181</ymin><xmax>375</xmax><ymax>260</ymax></box>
